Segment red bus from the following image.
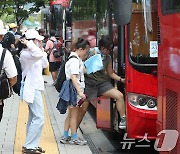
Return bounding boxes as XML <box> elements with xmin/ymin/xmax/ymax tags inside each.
<box><xmin>69</xmin><ymin>0</ymin><xmax>158</xmax><ymax>139</ymax></box>
<box><xmin>156</xmin><ymin>0</ymin><xmax>180</xmax><ymax>153</ymax></box>
<box><xmin>48</xmin><ymin>0</ymin><xmax>158</xmax><ymax>139</ymax></box>
<box><xmin>42</xmin><ymin>0</ymin><xmax>70</xmax><ymax>40</ymax></box>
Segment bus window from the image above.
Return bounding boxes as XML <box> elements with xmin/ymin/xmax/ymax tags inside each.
<box><xmin>51</xmin><ymin>4</ymin><xmax>63</xmax><ymax>36</ymax></box>
<box><xmin>96</xmin><ymin>0</ymin><xmax>110</xmax><ymax>42</ymax></box>
<box><xmin>129</xmin><ymin>0</ymin><xmax>158</xmax><ymax>73</ymax></box>
<box><xmin>71</xmin><ymin>0</ymin><xmax>96</xmax><ymax>41</ymax></box>
<box><xmin>162</xmin><ymin>0</ymin><xmax>180</xmax><ymax>14</ymax></box>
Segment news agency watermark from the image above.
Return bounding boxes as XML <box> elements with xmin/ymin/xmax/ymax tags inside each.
<box><xmin>120</xmin><ymin>130</ymin><xmax>179</xmax><ymax>151</ymax></box>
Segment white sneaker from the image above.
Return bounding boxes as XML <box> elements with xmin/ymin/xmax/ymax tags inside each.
<box><xmin>69</xmin><ymin>138</ymin><xmax>87</xmax><ymax>145</ymax></box>
<box><xmin>119</xmin><ymin>117</ymin><xmax>126</xmax><ymax>129</ymax></box>
<box><xmin>60</xmin><ymin>136</ymin><xmax>71</xmax><ymax>144</ymax></box>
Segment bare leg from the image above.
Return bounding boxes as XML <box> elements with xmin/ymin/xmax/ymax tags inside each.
<box><xmin>102</xmin><ymin>88</ymin><xmax>125</xmax><ymax>117</ymax></box>
<box><xmin>64</xmin><ymin>111</ymin><xmax>70</xmax><ymax>131</ymax></box>
<box><xmin>69</xmin><ymin>107</ymin><xmax>79</xmax><ymax>134</ymax></box>
<box><xmin>51</xmin><ymin>71</ymin><xmax>58</xmax><ymax>81</ymax></box>
<box><xmin>77</xmin><ymin>100</ymin><xmax>89</xmax><ymax>129</ymax></box>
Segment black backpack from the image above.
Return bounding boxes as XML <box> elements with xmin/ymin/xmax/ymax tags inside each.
<box><xmin>54</xmin><ymin>55</ymin><xmax>78</xmax><ymax>92</ymax></box>
<box><xmin>0</xmin><ymin>49</ymin><xmax>12</xmax><ymax>99</ymax></box>
<box><xmin>12</xmin><ymin>54</ymin><xmax>22</xmax><ymax>95</ymax></box>
<box><xmin>51</xmin><ymin>39</ymin><xmax>64</xmax><ymax>58</ymax></box>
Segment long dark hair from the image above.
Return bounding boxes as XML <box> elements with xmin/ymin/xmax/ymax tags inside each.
<box><xmin>98</xmin><ymin>36</ymin><xmax>114</xmax><ymax>50</ymax></box>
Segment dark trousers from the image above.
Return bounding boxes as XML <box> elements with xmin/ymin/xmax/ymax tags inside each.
<box><xmin>0</xmin><ymin>103</ymin><xmax>4</xmax><ymax>122</ymax></box>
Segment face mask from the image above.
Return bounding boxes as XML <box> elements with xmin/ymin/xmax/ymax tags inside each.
<box><xmin>34</xmin><ymin>40</ymin><xmax>41</xmax><ymax>47</ymax></box>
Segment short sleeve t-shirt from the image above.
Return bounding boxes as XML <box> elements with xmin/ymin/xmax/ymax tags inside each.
<box><xmin>0</xmin><ymin>45</ymin><xmax>17</xmax><ymax>104</ymax></box>
<box><xmin>45</xmin><ymin>37</ymin><xmax>61</xmax><ymax>62</ymax></box>
<box><xmin>65</xmin><ymin>52</ymin><xmax>85</xmax><ymax>89</ymax></box>
<box><xmin>0</xmin><ymin>46</ymin><xmax>17</xmax><ymax>78</ymax></box>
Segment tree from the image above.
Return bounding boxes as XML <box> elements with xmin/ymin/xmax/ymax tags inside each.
<box><xmin>0</xmin><ymin>0</ymin><xmax>49</xmax><ymax>27</ymax></box>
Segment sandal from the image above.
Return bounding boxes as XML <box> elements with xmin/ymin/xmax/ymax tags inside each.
<box><xmin>36</xmin><ymin>147</ymin><xmax>45</xmax><ymax>153</ymax></box>
<box><xmin>23</xmin><ymin>148</ymin><xmax>45</xmax><ymax>154</ymax></box>
<box><xmin>23</xmin><ymin>148</ymin><xmax>41</xmax><ymax>154</ymax></box>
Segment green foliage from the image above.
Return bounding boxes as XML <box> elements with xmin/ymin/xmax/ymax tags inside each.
<box><xmin>72</xmin><ymin>0</ymin><xmax>96</xmax><ymax>21</ymax></box>
<box><xmin>0</xmin><ymin>0</ymin><xmax>49</xmax><ymax>26</ymax></box>
<box><xmin>1</xmin><ymin>14</ymin><xmax>16</xmax><ymax>23</ymax></box>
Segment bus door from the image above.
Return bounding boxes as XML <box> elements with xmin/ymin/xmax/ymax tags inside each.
<box><xmin>95</xmin><ymin>0</ymin><xmax>132</xmax><ymax>131</ymax></box>
<box><xmin>50</xmin><ymin>4</ymin><xmax>64</xmax><ymax>37</ymax></box>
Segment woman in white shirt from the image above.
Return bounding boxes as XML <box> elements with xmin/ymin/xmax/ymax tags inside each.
<box><xmin>60</xmin><ymin>38</ymin><xmax>90</xmax><ymax>146</ymax></box>
<box><xmin>0</xmin><ymin>26</ymin><xmax>17</xmax><ymax>122</ymax></box>
<box><xmin>19</xmin><ymin>29</ymin><xmax>48</xmax><ymax>153</ymax></box>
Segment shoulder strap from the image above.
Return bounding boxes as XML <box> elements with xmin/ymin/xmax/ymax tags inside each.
<box><xmin>50</xmin><ymin>39</ymin><xmax>57</xmax><ymax>49</ymax></box>
<box><xmin>68</xmin><ymin>55</ymin><xmax>78</xmax><ymax>61</ymax></box>
<box><xmin>0</xmin><ymin>49</ymin><xmax>6</xmax><ymax>73</ymax></box>
<box><xmin>50</xmin><ymin>39</ymin><xmax>54</xmax><ymax>43</ymax></box>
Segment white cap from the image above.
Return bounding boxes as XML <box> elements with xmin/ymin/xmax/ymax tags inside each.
<box><xmin>0</xmin><ymin>29</ymin><xmax>7</xmax><ymax>35</ymax></box>
<box><xmin>0</xmin><ymin>20</ymin><xmax>7</xmax><ymax>35</ymax></box>
<box><xmin>25</xmin><ymin>29</ymin><xmax>44</xmax><ymax>41</ymax></box>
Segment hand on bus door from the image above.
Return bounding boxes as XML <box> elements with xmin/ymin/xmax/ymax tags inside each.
<box><xmin>120</xmin><ymin>77</ymin><xmax>125</xmax><ymax>83</ymax></box>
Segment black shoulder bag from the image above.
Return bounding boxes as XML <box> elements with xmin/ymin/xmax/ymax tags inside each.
<box><xmin>0</xmin><ymin>49</ymin><xmax>12</xmax><ymax>99</ymax></box>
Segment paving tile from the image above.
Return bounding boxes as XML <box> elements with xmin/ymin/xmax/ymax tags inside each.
<box><xmin>0</xmin><ymin>75</ymin><xmax>92</xmax><ymax>154</ymax></box>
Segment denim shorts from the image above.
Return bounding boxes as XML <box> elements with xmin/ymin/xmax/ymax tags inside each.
<box><xmin>84</xmin><ymin>80</ymin><xmax>113</xmax><ymax>101</ymax></box>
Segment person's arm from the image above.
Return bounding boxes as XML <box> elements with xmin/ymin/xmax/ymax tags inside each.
<box><xmin>69</xmin><ymin>58</ymin><xmax>86</xmax><ymax>99</ymax></box>
<box><xmin>42</xmin><ymin>52</ymin><xmax>49</xmax><ymax>69</ymax></box>
<box><xmin>8</xmin><ymin>76</ymin><xmax>17</xmax><ymax>86</ymax></box>
<box><xmin>106</xmin><ymin>59</ymin><xmax>125</xmax><ymax>83</ymax></box>
<box><xmin>3</xmin><ymin>50</ymin><xmax>18</xmax><ymax>86</ymax></box>
<box><xmin>44</xmin><ymin>40</ymin><xmax>53</xmax><ymax>55</ymax></box>
<box><xmin>83</xmin><ymin>65</ymin><xmax>87</xmax><ymax>74</ymax></box>
<box><xmin>71</xmin><ymin>74</ymin><xmax>86</xmax><ymax>100</ymax></box>
<box><xmin>20</xmin><ymin>40</ymin><xmax>44</xmax><ymax>64</ymax></box>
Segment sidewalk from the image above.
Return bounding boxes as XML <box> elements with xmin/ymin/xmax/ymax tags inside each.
<box><xmin>0</xmin><ymin>75</ymin><xmax>92</xmax><ymax>154</ymax></box>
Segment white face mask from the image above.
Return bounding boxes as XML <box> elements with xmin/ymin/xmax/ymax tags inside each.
<box><xmin>34</xmin><ymin>40</ymin><xmax>40</xmax><ymax>47</ymax></box>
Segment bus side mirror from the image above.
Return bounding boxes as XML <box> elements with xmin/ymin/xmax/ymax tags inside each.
<box><xmin>114</xmin><ymin>0</ymin><xmax>132</xmax><ymax>25</ymax></box>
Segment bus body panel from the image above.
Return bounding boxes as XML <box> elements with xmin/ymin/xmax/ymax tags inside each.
<box><xmin>157</xmin><ymin>0</ymin><xmax>180</xmax><ymax>153</ymax></box>
<box><xmin>126</xmin><ymin>64</ymin><xmax>157</xmax><ymax>96</ymax></box>
<box><xmin>127</xmin><ymin>103</ymin><xmax>157</xmax><ymax>139</ymax></box>
<box><xmin>160</xmin><ymin>13</ymin><xmax>180</xmax><ymax>80</ymax></box>
<box><xmin>125</xmin><ymin>1</ymin><xmax>158</xmax><ymax>139</ymax></box>
<box><xmin>126</xmin><ymin>40</ymin><xmax>157</xmax><ymax>139</ymax></box>
<box><xmin>96</xmin><ymin>97</ymin><xmax>111</xmax><ymax>129</ymax></box>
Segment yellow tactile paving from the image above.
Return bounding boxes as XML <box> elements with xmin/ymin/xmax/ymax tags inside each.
<box><xmin>14</xmin><ymin>94</ymin><xmax>59</xmax><ymax>154</ymax></box>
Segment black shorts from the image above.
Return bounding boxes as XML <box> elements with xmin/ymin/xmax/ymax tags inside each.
<box><xmin>49</xmin><ymin>62</ymin><xmax>61</xmax><ymax>72</ymax></box>
<box><xmin>85</xmin><ymin>81</ymin><xmax>113</xmax><ymax>101</ymax></box>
